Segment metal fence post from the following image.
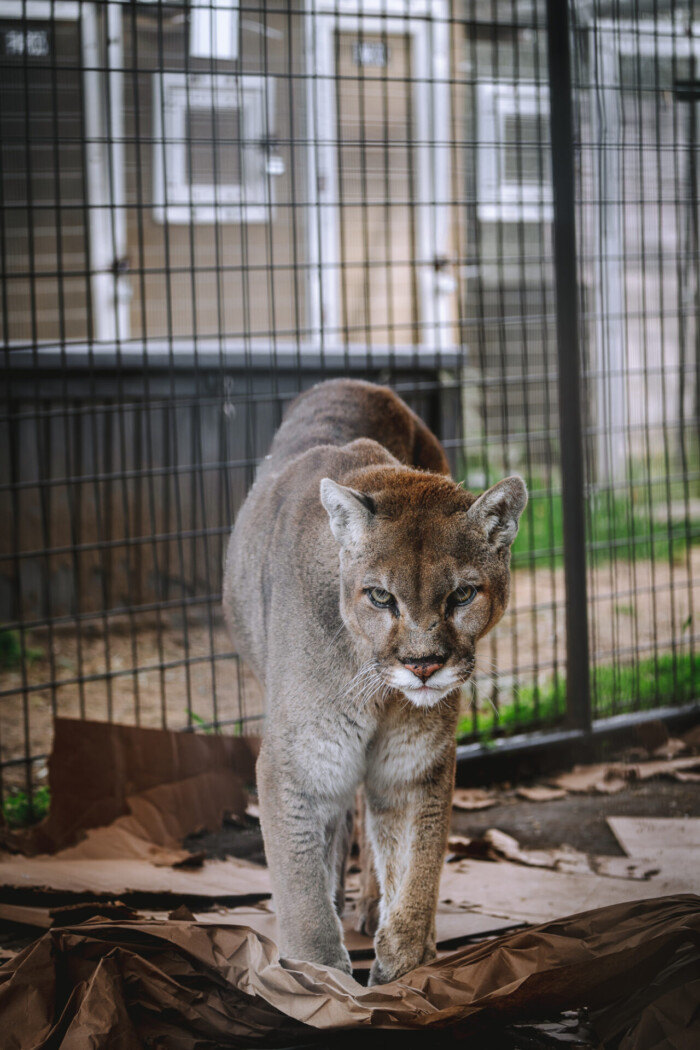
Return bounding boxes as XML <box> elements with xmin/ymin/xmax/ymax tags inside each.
<box><xmin>546</xmin><ymin>0</ymin><xmax>592</xmax><ymax>731</ymax></box>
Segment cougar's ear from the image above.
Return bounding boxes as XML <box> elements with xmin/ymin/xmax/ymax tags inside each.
<box><xmin>320</xmin><ymin>478</ymin><xmax>376</xmax><ymax>546</ymax></box>
<box><xmin>467</xmin><ymin>476</ymin><xmax>527</xmax><ymax>550</ymax></box>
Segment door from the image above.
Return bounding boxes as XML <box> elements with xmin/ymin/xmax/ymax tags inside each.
<box><xmin>335</xmin><ymin>30</ymin><xmax>418</xmax><ymax>347</ymax></box>
<box><xmin>306</xmin><ymin>1</ymin><xmax>452</xmax><ymax>351</ymax></box>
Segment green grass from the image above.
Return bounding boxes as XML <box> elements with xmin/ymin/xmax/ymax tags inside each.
<box><xmin>186</xmin><ymin>710</ymin><xmax>242</xmax><ymax>735</ymax></box>
<box><xmin>457</xmin><ymin>651</ymin><xmax>700</xmax><ymax>742</ymax></box>
<box><xmin>2</xmin><ymin>786</ymin><xmax>51</xmax><ymax>828</ymax></box>
<box><xmin>0</xmin><ymin>629</ymin><xmax>43</xmax><ymax>670</ymax></box>
<box><xmin>511</xmin><ymin>489</ymin><xmax>700</xmax><ymax>570</ymax></box>
<box><xmin>459</xmin><ymin>461</ymin><xmax>700</xmax><ymax>571</ymax></box>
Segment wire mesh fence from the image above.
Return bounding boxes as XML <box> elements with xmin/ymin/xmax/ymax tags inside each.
<box><xmin>574</xmin><ymin>6</ymin><xmax>700</xmax><ymax>725</ymax></box>
<box><xmin>1</xmin><ymin>0</ymin><xmax>699</xmax><ymax>817</ymax></box>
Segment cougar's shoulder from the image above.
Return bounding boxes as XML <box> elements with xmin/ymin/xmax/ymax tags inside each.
<box><xmin>259</xmin><ymin>378</ymin><xmax>449</xmax><ymax>479</ymax></box>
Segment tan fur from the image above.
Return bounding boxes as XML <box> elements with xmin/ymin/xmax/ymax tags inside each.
<box><xmin>223</xmin><ymin>379</ymin><xmax>526</xmax><ymax>984</ymax></box>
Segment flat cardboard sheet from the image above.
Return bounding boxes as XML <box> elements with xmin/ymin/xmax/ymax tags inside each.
<box><xmin>9</xmin><ymin>836</ymin><xmax>690</xmax><ymax>920</ymax></box>
<box><xmin>608</xmin><ymin>816</ymin><xmax>700</xmax><ymax>856</ymax></box>
<box><xmin>1</xmin><ymin>895</ymin><xmax>699</xmax><ymax>1046</ymax></box>
<box><xmin>439</xmin><ymin>856</ymin><xmax>700</xmax><ymax>923</ymax></box>
<box><xmin>0</xmin><ymin>854</ymin><xmax>272</xmax><ymax>900</ymax></box>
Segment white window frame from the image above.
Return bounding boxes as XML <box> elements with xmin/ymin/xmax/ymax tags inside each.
<box><xmin>152</xmin><ymin>72</ymin><xmax>274</xmax><ymax>224</ymax></box>
<box><xmin>477</xmin><ymin>82</ymin><xmax>552</xmax><ymax>223</ymax></box>
<box><xmin>189</xmin><ymin>0</ymin><xmax>239</xmax><ymax>61</ymax></box>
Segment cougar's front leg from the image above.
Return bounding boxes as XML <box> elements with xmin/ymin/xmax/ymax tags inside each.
<box><xmin>365</xmin><ymin>747</ymin><xmax>455</xmax><ymax>985</ymax></box>
<box><xmin>256</xmin><ymin>745</ymin><xmax>352</xmax><ymax>975</ymax></box>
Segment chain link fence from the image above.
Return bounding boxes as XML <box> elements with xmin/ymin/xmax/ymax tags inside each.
<box><xmin>1</xmin><ymin>0</ymin><xmax>699</xmax><ymax>816</ymax></box>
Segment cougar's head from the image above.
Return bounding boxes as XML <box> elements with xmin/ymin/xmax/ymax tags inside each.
<box><xmin>321</xmin><ymin>468</ymin><xmax>527</xmax><ymax>709</ymax></box>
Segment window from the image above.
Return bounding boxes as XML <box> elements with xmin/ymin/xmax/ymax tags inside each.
<box><xmin>152</xmin><ymin>73</ymin><xmax>277</xmax><ymax>224</ymax></box>
<box><xmin>476</xmin><ymin>82</ymin><xmax>552</xmax><ymax>222</ymax></box>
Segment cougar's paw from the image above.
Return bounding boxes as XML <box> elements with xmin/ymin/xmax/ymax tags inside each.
<box><xmin>326</xmin><ymin>945</ymin><xmax>353</xmax><ymax>976</ymax></box>
<box><xmin>355</xmin><ymin>894</ymin><xmax>381</xmax><ymax>937</ymax></box>
<box><xmin>367</xmin><ymin>929</ymin><xmax>436</xmax><ymax>986</ymax></box>
<box><xmin>309</xmin><ymin>938</ymin><xmax>353</xmax><ymax>976</ymax></box>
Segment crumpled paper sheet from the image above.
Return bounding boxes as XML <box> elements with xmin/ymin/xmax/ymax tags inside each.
<box><xmin>1</xmin><ymin>895</ymin><xmax>699</xmax><ymax>1047</ymax></box>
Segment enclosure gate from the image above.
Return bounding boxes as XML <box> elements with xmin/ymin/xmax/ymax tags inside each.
<box><xmin>1</xmin><ymin>0</ymin><xmax>699</xmax><ymax>813</ymax></box>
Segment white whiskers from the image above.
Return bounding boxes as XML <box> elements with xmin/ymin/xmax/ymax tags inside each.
<box><xmin>339</xmin><ymin>660</ymin><xmax>393</xmax><ymax>714</ymax></box>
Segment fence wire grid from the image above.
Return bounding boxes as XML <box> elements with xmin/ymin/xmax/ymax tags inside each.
<box><xmin>1</xmin><ymin>0</ymin><xmax>699</xmax><ymax>815</ymax></box>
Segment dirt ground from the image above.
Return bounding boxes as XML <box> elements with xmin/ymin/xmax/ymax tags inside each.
<box><xmin>2</xmin><ymin>549</ymin><xmax>699</xmax><ymax>791</ymax></box>
<box><xmin>185</xmin><ymin>778</ymin><xmax>700</xmax><ymax>866</ymax></box>
<box><xmin>450</xmin><ymin>779</ymin><xmax>700</xmax><ymax>853</ymax></box>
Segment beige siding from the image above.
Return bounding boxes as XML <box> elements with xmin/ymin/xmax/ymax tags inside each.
<box><xmin>0</xmin><ymin>20</ymin><xmax>89</xmax><ymax>343</ymax></box>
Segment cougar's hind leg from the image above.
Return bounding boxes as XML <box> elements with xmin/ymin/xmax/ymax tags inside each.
<box><xmin>330</xmin><ymin>807</ymin><xmax>354</xmax><ymax>917</ymax></box>
<box><xmin>355</xmin><ymin>787</ymin><xmax>381</xmax><ymax>937</ymax></box>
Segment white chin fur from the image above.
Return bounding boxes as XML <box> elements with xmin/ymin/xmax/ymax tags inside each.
<box><xmin>389</xmin><ymin>666</ymin><xmax>459</xmax><ymax>707</ymax></box>
<box><xmin>399</xmin><ymin>685</ymin><xmax>451</xmax><ymax>708</ymax></box>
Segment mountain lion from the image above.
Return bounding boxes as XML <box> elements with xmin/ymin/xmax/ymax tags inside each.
<box><xmin>223</xmin><ymin>379</ymin><xmax>526</xmax><ymax>985</ymax></box>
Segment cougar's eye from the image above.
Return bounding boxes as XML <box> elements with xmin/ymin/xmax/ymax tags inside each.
<box><xmin>452</xmin><ymin>584</ymin><xmax>478</xmax><ymax>607</ymax></box>
<box><xmin>368</xmin><ymin>587</ymin><xmax>395</xmax><ymax>609</ymax></box>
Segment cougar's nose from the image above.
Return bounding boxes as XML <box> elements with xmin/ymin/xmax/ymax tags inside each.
<box><xmin>403</xmin><ymin>656</ymin><xmax>445</xmax><ymax>682</ymax></box>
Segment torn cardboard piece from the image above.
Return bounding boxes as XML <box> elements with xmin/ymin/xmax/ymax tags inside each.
<box><xmin>452</xmin><ymin>788</ymin><xmax>497</xmax><ymax>811</ymax></box>
<box><xmin>674</xmin><ymin>770</ymin><xmax>700</xmax><ymax>784</ymax></box>
<box><xmin>650</xmin><ymin>736</ymin><xmax>688</xmax><ymax>759</ymax></box>
<box><xmin>516</xmin><ymin>785</ymin><xmax>568</xmax><ymax>802</ymax></box>
<box><xmin>1</xmin><ymin>895</ymin><xmax>699</xmax><ymax>1046</ymax></box>
<box><xmin>0</xmin><ymin>718</ymin><xmax>271</xmax><ymax>902</ymax></box>
<box><xmin>42</xmin><ymin>769</ymin><xmax>254</xmax><ymax>867</ymax></box>
<box><xmin>1</xmin><ymin>718</ymin><xmax>261</xmax><ymax>857</ymax></box>
<box><xmin>551</xmin><ymin>756</ymin><xmax>700</xmax><ymax>795</ymax></box>
<box><xmin>551</xmin><ymin>764</ymin><xmax>631</xmax><ymax>794</ymax></box>
<box><xmin>460</xmin><ymin>828</ymin><xmax>662</xmax><ymax>881</ymax></box>
<box><xmin>632</xmin><ymin>755</ymin><xmax>700</xmax><ymax>781</ymax></box>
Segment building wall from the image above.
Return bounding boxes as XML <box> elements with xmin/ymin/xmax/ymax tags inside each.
<box><xmin>121</xmin><ymin>1</ymin><xmax>310</xmax><ymax>344</ymax></box>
